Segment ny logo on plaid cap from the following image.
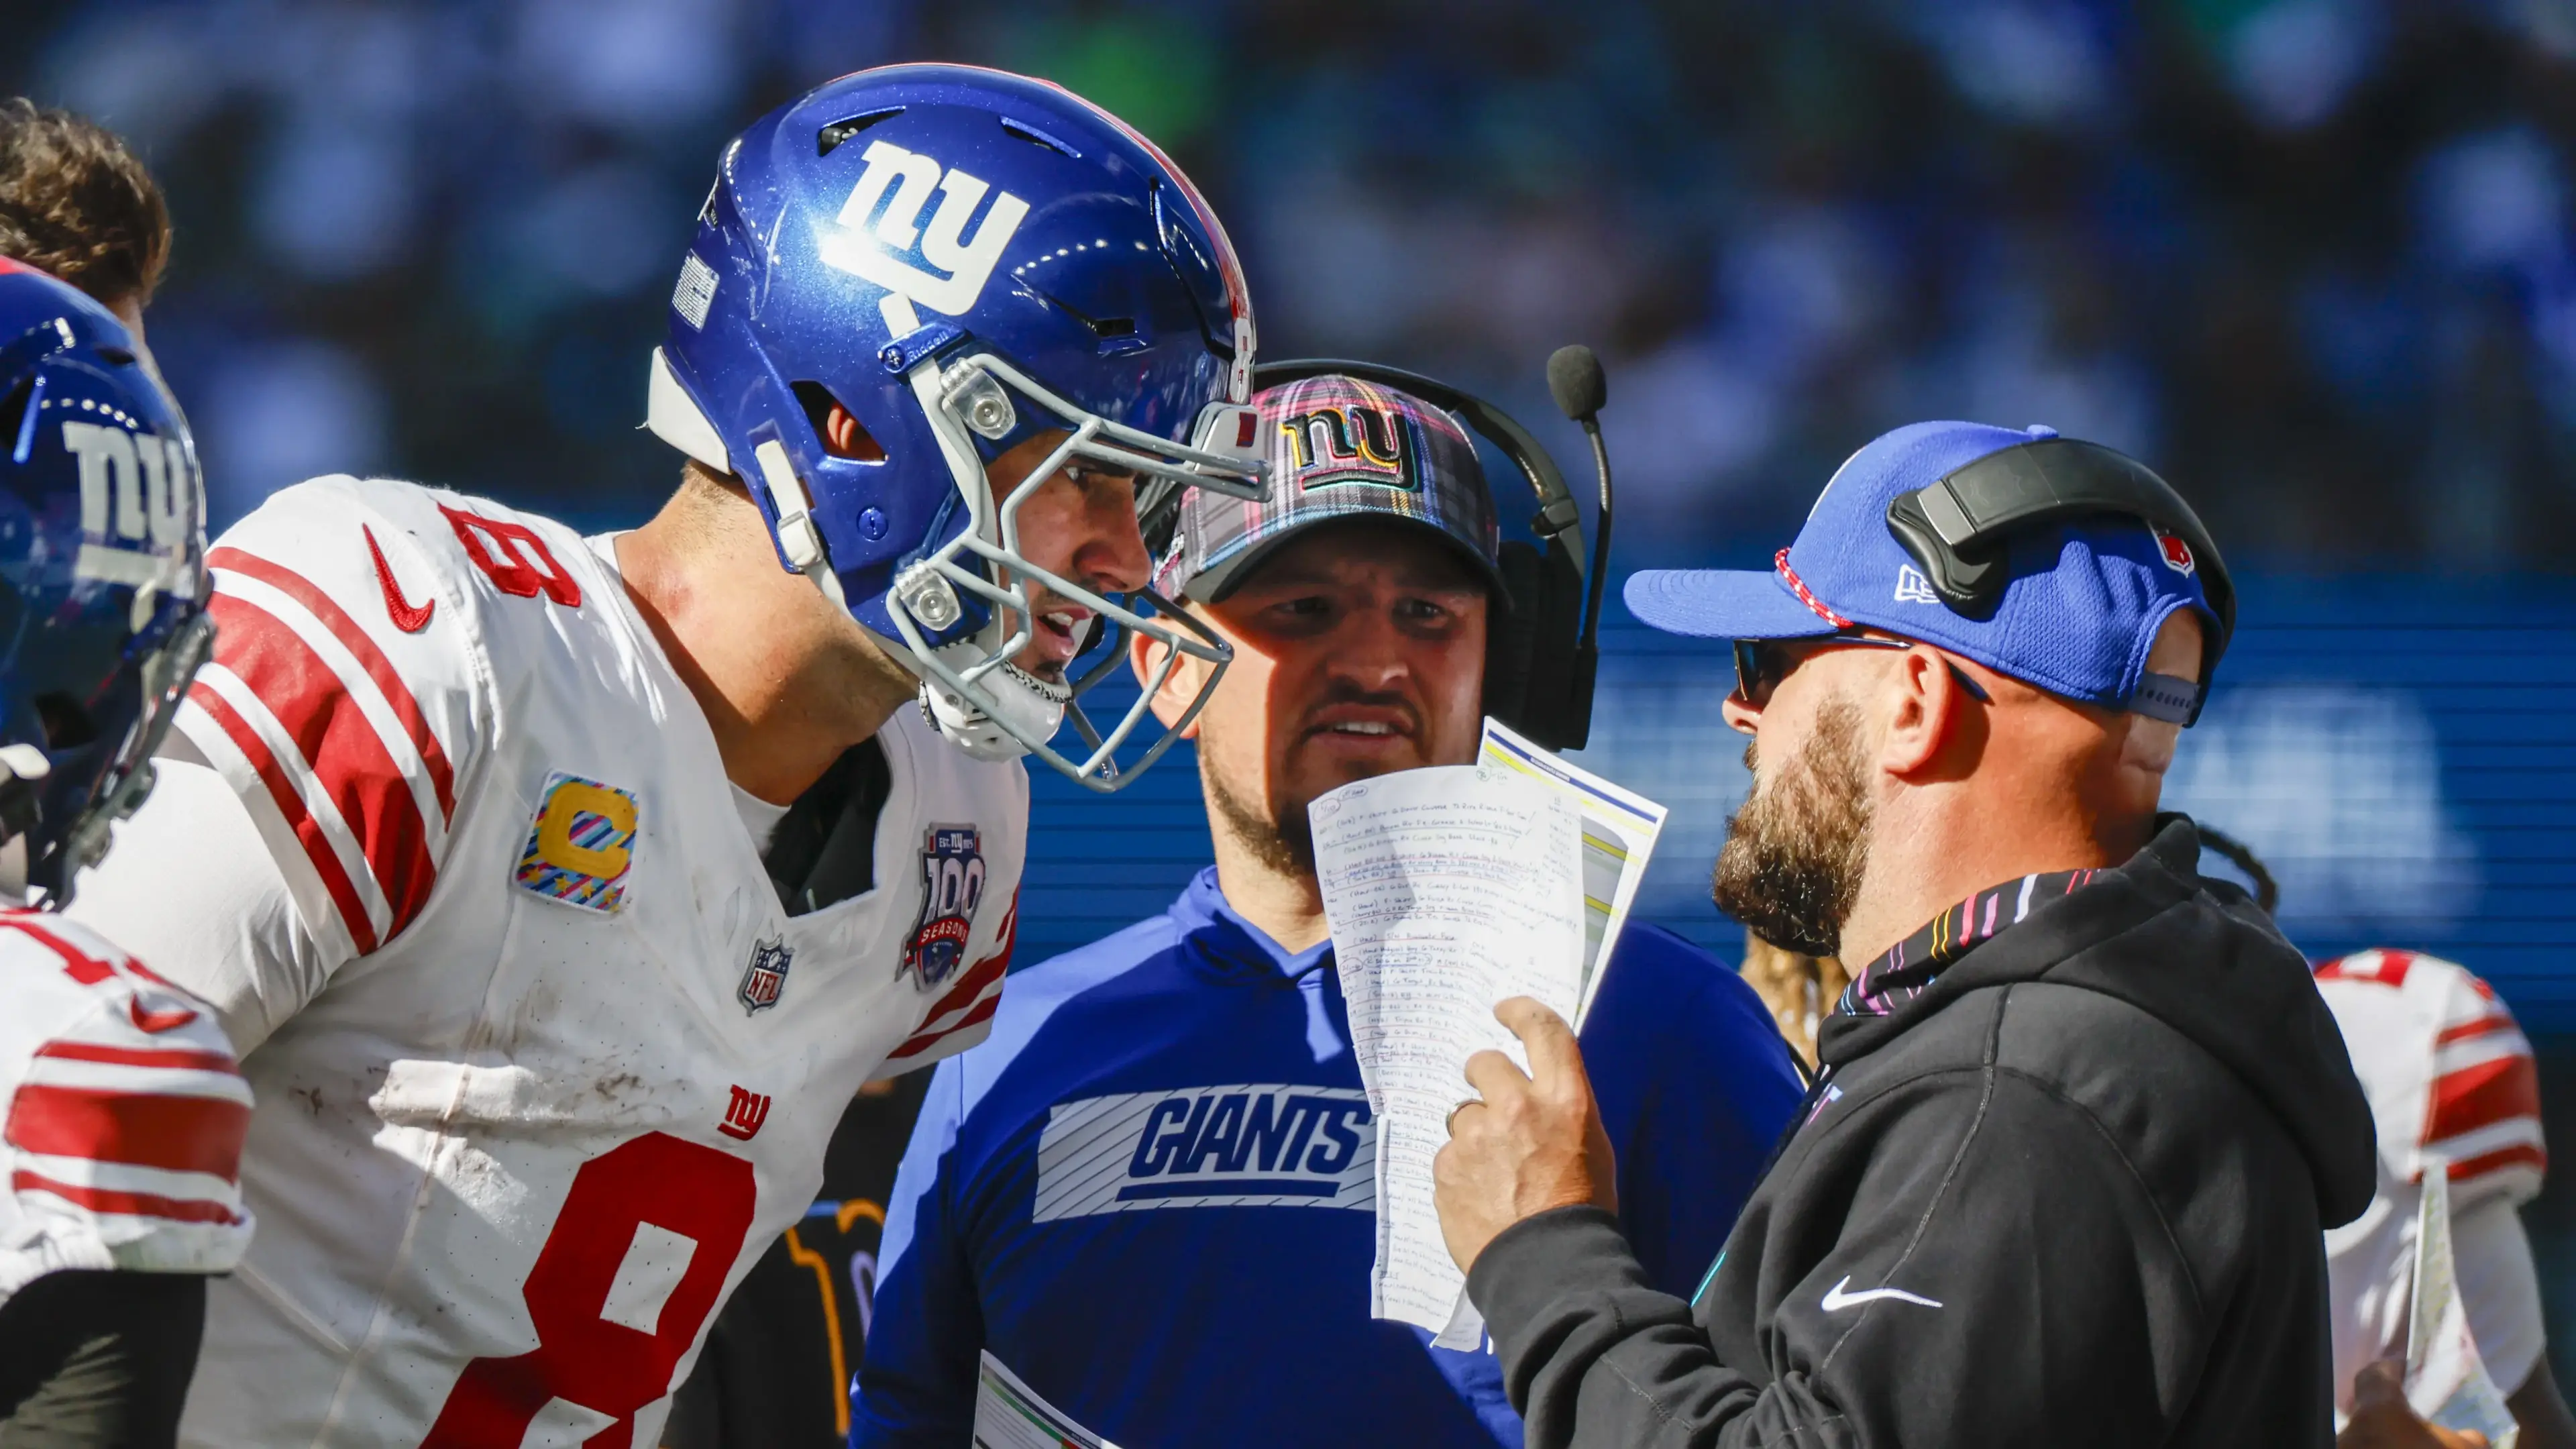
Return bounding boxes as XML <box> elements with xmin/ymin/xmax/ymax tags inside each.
<box><xmin>1278</xmin><ymin>404</ymin><xmax>1424</xmax><ymax>493</ymax></box>
<box><xmin>1155</xmin><ymin>374</ymin><xmax>1501</xmax><ymax>604</ymax></box>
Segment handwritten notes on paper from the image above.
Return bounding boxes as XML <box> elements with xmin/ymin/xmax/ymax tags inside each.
<box><xmin>1311</xmin><ymin>731</ymin><xmax>1666</xmax><ymax>1350</ymax></box>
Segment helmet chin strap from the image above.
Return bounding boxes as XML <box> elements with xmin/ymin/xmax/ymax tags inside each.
<box><xmin>917</xmin><ymin>638</ymin><xmax>1068</xmax><ymax>762</ymax></box>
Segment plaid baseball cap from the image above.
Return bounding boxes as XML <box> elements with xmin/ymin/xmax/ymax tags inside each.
<box><xmin>1155</xmin><ymin>374</ymin><xmax>1503</xmax><ymax>603</ymax></box>
<box><xmin>1625</xmin><ymin>421</ymin><xmax>2223</xmax><ymax>718</ymax></box>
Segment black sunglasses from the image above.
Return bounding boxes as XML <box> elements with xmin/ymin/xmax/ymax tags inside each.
<box><xmin>1731</xmin><ymin>633</ymin><xmax>1994</xmax><ymax>710</ymax></box>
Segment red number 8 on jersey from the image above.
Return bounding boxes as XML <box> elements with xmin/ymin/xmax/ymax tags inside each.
<box><xmin>424</xmin><ymin>1132</ymin><xmax>755</xmax><ymax>1448</ymax></box>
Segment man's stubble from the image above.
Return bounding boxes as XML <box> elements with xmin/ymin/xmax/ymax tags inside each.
<box><xmin>1206</xmin><ymin>749</ymin><xmax>1316</xmax><ymax>877</ymax></box>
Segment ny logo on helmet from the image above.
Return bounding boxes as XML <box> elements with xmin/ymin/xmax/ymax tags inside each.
<box><xmin>58</xmin><ymin>421</ymin><xmax>195</xmax><ymax>587</ymax></box>
<box><xmin>820</xmin><ymin>140</ymin><xmax>1030</xmax><ymax>317</ymax></box>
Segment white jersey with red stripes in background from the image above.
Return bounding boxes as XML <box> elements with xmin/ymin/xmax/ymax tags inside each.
<box><xmin>2316</xmin><ymin>947</ymin><xmax>2550</xmax><ymax>1417</ymax></box>
<box><xmin>66</xmin><ymin>474</ymin><xmax>1026</xmax><ymax>1448</ymax></box>
<box><xmin>0</xmin><ymin>912</ymin><xmax>250</xmax><ymax>1304</ymax></box>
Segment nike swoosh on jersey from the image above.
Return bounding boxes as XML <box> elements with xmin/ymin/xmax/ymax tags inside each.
<box><xmin>1819</xmin><ymin>1275</ymin><xmax>1943</xmax><ymax>1311</ymax></box>
<box><xmin>366</xmin><ymin>525</ymin><xmax>435</xmax><ymax>633</ymax></box>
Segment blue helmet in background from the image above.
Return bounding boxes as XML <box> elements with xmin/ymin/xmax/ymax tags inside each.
<box><xmin>648</xmin><ymin>64</ymin><xmax>1266</xmax><ymax>792</ymax></box>
<box><xmin>0</xmin><ymin>259</ymin><xmax>210</xmax><ymax>902</ymax></box>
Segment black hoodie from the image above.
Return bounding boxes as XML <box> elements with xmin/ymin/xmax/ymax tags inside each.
<box><xmin>1466</xmin><ymin>816</ymin><xmax>2377</xmax><ymax>1448</ymax></box>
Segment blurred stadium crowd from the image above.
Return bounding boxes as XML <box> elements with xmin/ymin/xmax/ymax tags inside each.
<box><xmin>7</xmin><ymin>0</ymin><xmax>2576</xmax><ymax>566</ymax></box>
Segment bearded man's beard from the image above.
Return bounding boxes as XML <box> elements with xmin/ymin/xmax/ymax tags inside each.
<box><xmin>1712</xmin><ymin>699</ymin><xmax>1874</xmax><ymax>959</ymax></box>
<box><xmin>1206</xmin><ymin>754</ymin><xmax>1314</xmax><ymax>876</ymax></box>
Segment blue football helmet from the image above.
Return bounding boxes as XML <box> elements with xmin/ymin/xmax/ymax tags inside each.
<box><xmin>0</xmin><ymin>259</ymin><xmax>210</xmax><ymax>902</ymax></box>
<box><xmin>648</xmin><ymin>64</ymin><xmax>1267</xmax><ymax>792</ymax></box>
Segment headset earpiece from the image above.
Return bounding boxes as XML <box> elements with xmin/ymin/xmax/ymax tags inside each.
<box><xmin>1484</xmin><ymin>541</ymin><xmax>1544</xmax><ymax>739</ymax></box>
<box><xmin>1505</xmin><ymin>535</ymin><xmax>1587</xmax><ymax>748</ymax></box>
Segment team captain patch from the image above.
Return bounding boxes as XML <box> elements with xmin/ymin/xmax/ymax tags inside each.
<box><xmin>903</xmin><ymin>824</ymin><xmax>987</xmax><ymax>990</ymax></box>
<box><xmin>513</xmin><ymin>771</ymin><xmax>639</xmax><ymax>912</ymax></box>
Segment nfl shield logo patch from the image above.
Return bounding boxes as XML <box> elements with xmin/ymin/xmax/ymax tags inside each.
<box><xmin>738</xmin><ymin>936</ymin><xmax>793</xmax><ymax>1016</ymax></box>
<box><xmin>903</xmin><ymin>824</ymin><xmax>987</xmax><ymax>990</ymax></box>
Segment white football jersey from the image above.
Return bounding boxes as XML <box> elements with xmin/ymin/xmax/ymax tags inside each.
<box><xmin>0</xmin><ymin>911</ymin><xmax>250</xmax><ymax>1305</ymax></box>
<box><xmin>70</xmin><ymin>475</ymin><xmax>1026</xmax><ymax>1448</ymax></box>
<box><xmin>2315</xmin><ymin>949</ymin><xmax>2549</xmax><ymax>1414</ymax></box>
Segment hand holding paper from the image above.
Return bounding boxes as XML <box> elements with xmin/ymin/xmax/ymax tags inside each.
<box><xmin>2345</xmin><ymin>1361</ymin><xmax>2491</xmax><ymax>1449</ymax></box>
<box><xmin>1436</xmin><ymin>997</ymin><xmax>1618</xmax><ymax>1273</ymax></box>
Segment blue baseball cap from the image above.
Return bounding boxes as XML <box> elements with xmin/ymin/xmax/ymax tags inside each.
<box><xmin>1626</xmin><ymin>421</ymin><xmax>2225</xmax><ymax>721</ymax></box>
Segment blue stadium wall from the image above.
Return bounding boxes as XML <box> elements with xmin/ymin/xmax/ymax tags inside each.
<box><xmin>1028</xmin><ymin>574</ymin><xmax>2576</xmax><ymax>1022</ymax></box>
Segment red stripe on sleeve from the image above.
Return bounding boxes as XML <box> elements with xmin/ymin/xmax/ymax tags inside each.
<box><xmin>11</xmin><ymin>1171</ymin><xmax>240</xmax><ymax>1226</ymax></box>
<box><xmin>188</xmin><ymin>678</ymin><xmax>381</xmax><ymax>953</ymax></box>
<box><xmin>2316</xmin><ymin>951</ymin><xmax>2416</xmax><ymax>987</ymax></box>
<box><xmin>34</xmin><ymin>1040</ymin><xmax>241</xmax><ymax>1075</ymax></box>
<box><xmin>2435</xmin><ymin>1015</ymin><xmax>2518</xmax><ymax>1049</ymax></box>
<box><xmin>205</xmin><ymin>592</ymin><xmax>435</xmax><ymax>941</ymax></box>
<box><xmin>209</xmin><ymin>545</ymin><xmax>457</xmax><ymax>819</ymax></box>
<box><xmin>890</xmin><ymin>953</ymin><xmax>1009</xmax><ymax>1053</ymax></box>
<box><xmin>883</xmin><ymin>989</ymin><xmax>1004</xmax><ymax>1061</ymax></box>
<box><xmin>884</xmin><ymin>896</ymin><xmax>1017</xmax><ymax>1063</ymax></box>
<box><xmin>2426</xmin><ymin>1053</ymin><xmax>2543</xmax><ymax>1148</ymax></box>
<box><xmin>0</xmin><ymin>916</ymin><xmax>113</xmax><ymax>985</ymax></box>
<box><xmin>912</xmin><ymin>899</ymin><xmax>1018</xmax><ymax>1028</ymax></box>
<box><xmin>969</xmin><ymin>891</ymin><xmax>1018</xmax><ymax>987</ymax></box>
<box><xmin>7</xmin><ymin>1085</ymin><xmax>250</xmax><ymax>1179</ymax></box>
<box><xmin>2448</xmin><ymin>1142</ymin><xmax>2548</xmax><ymax>1184</ymax></box>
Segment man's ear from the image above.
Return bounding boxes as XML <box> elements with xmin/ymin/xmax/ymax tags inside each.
<box><xmin>1878</xmin><ymin>647</ymin><xmax>1978</xmax><ymax>779</ymax></box>
<box><xmin>1132</xmin><ymin>619</ymin><xmax>1209</xmax><ymax>737</ymax></box>
<box><xmin>2116</xmin><ymin>610</ymin><xmax>2205</xmax><ymax>790</ymax></box>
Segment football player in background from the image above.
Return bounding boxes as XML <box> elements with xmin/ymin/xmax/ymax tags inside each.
<box><xmin>0</xmin><ymin>258</ymin><xmax>244</xmax><ymax>1443</ymax></box>
<box><xmin>851</xmin><ymin>375</ymin><xmax>1803</xmax><ymax>1448</ymax></box>
<box><xmin>2318</xmin><ymin>943</ymin><xmax>2576</xmax><ymax>1448</ymax></box>
<box><xmin>2194</xmin><ymin>828</ymin><xmax>2575</xmax><ymax>1449</ymax></box>
<box><xmin>65</xmin><ymin>65</ymin><xmax>1265</xmax><ymax>1447</ymax></box>
<box><xmin>0</xmin><ymin>100</ymin><xmax>168</xmax><ymax>343</ymax></box>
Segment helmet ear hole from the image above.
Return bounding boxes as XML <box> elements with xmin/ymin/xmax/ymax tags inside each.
<box><xmin>34</xmin><ymin>691</ymin><xmax>95</xmax><ymax>749</ymax></box>
<box><xmin>792</xmin><ymin>382</ymin><xmax>885</xmax><ymax>462</ymax></box>
<box><xmin>816</xmin><ymin>108</ymin><xmax>902</xmax><ymax>157</ymax></box>
<box><xmin>0</xmin><ymin>375</ymin><xmax>32</xmax><ymax>452</ymax></box>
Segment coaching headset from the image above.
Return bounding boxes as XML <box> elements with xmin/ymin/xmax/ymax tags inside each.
<box><xmin>1245</xmin><ymin>347</ymin><xmax>1616</xmax><ymax>752</ymax></box>
<box><xmin>1884</xmin><ymin>435</ymin><xmax>2238</xmax><ymax>714</ymax></box>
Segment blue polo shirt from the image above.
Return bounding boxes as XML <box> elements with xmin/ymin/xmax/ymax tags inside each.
<box><xmin>851</xmin><ymin>867</ymin><xmax>1801</xmax><ymax>1448</ymax></box>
